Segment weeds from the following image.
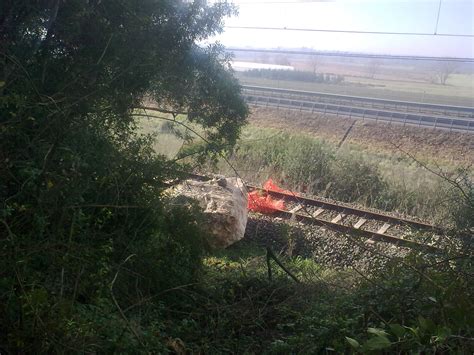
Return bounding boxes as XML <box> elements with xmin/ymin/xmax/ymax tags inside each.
<box><xmin>202</xmin><ymin>126</ymin><xmax>472</xmax><ymax>226</ymax></box>
<box><xmin>152</xmin><ymin>237</ymin><xmax>474</xmax><ymax>353</ymax></box>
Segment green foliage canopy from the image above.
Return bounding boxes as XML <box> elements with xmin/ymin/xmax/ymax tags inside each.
<box><xmin>0</xmin><ymin>0</ymin><xmax>247</xmax><ymax>351</ymax></box>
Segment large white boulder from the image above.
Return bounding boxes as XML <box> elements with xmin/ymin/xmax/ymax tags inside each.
<box><xmin>169</xmin><ymin>177</ymin><xmax>248</xmax><ymax>248</ymax></box>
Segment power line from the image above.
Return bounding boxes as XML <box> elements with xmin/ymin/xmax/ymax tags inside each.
<box><xmin>225</xmin><ymin>25</ymin><xmax>474</xmax><ymax>38</ymax></box>
<box><xmin>434</xmin><ymin>0</ymin><xmax>443</xmax><ymax>35</ymax></box>
<box><xmin>228</xmin><ymin>1</ymin><xmax>333</xmax><ymax>3</ymax></box>
<box><xmin>225</xmin><ymin>48</ymin><xmax>474</xmax><ymax>62</ymax></box>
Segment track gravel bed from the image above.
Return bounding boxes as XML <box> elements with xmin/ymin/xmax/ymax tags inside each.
<box><xmin>243</xmin><ymin>213</ymin><xmax>412</xmax><ymax>272</ymax></box>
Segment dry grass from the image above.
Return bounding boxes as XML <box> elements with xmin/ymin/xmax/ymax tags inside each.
<box><xmin>248</xmin><ymin>107</ymin><xmax>474</xmax><ymax>168</ymax></box>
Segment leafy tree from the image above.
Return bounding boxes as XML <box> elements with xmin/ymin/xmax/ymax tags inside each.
<box><xmin>0</xmin><ymin>0</ymin><xmax>247</xmax><ymax>351</ymax></box>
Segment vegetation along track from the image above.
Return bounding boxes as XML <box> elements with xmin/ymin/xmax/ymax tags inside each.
<box><xmin>243</xmin><ymin>85</ymin><xmax>474</xmax><ymax>132</ymax></box>
<box><xmin>186</xmin><ymin>174</ymin><xmax>452</xmax><ymax>253</ymax></box>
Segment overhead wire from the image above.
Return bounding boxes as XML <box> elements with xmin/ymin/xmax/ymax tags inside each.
<box><xmin>224</xmin><ymin>48</ymin><xmax>474</xmax><ymax>62</ymax></box>
<box><xmin>224</xmin><ymin>25</ymin><xmax>474</xmax><ymax>38</ymax></box>
<box><xmin>434</xmin><ymin>0</ymin><xmax>443</xmax><ymax>34</ymax></box>
<box><xmin>227</xmin><ymin>1</ymin><xmax>334</xmax><ymax>3</ymax></box>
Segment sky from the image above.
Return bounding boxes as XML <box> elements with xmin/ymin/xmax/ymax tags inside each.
<box><xmin>209</xmin><ymin>0</ymin><xmax>474</xmax><ymax>58</ymax></box>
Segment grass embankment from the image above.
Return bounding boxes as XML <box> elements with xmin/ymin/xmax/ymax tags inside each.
<box><xmin>248</xmin><ymin>107</ymin><xmax>474</xmax><ymax>168</ymax></box>
<box><xmin>199</xmin><ymin>126</ymin><xmax>471</xmax><ymax>225</ymax></box>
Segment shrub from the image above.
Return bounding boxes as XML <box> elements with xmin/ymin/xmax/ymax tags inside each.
<box><xmin>328</xmin><ymin>152</ymin><xmax>388</xmax><ymax>205</ymax></box>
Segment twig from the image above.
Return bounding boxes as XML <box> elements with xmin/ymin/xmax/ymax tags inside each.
<box><xmin>136</xmin><ymin>105</ymin><xmax>188</xmax><ymax>116</ymax></box>
<box><xmin>266</xmin><ymin>247</ymin><xmax>300</xmax><ymax>283</ymax></box>
<box><xmin>109</xmin><ymin>254</ymin><xmax>148</xmax><ymax>350</ymax></box>
<box><xmin>266</xmin><ymin>248</ymin><xmax>273</xmax><ymax>281</ymax></box>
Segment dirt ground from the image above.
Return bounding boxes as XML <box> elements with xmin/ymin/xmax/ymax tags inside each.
<box><xmin>249</xmin><ymin>107</ymin><xmax>474</xmax><ymax>166</ymax></box>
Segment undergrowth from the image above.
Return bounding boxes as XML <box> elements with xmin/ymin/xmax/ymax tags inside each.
<box><xmin>146</xmin><ymin>235</ymin><xmax>474</xmax><ymax>353</ymax></box>
<box><xmin>197</xmin><ymin>126</ymin><xmax>473</xmax><ymax>225</ymax></box>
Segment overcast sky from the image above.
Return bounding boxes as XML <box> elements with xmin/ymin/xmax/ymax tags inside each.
<box><xmin>210</xmin><ymin>0</ymin><xmax>474</xmax><ymax>58</ymax></box>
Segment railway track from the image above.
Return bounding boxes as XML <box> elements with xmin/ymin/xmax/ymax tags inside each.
<box><xmin>247</xmin><ymin>185</ymin><xmax>444</xmax><ymax>253</ymax></box>
<box><xmin>242</xmin><ymin>85</ymin><xmax>474</xmax><ymax>133</ymax></box>
<box><xmin>185</xmin><ymin>173</ymin><xmax>450</xmax><ymax>253</ymax></box>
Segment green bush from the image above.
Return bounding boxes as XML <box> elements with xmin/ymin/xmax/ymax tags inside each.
<box><xmin>327</xmin><ymin>152</ymin><xmax>388</xmax><ymax>205</ymax></box>
<box><xmin>0</xmin><ymin>125</ymin><xmax>207</xmax><ymax>351</ymax></box>
<box><xmin>0</xmin><ymin>0</ymin><xmax>247</xmax><ymax>352</ymax></box>
<box><xmin>139</xmin><ymin>238</ymin><xmax>473</xmax><ymax>354</ymax></box>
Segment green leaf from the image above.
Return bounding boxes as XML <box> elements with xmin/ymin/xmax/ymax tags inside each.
<box><xmin>367</xmin><ymin>327</ymin><xmax>388</xmax><ymax>336</ymax></box>
<box><xmin>364</xmin><ymin>335</ymin><xmax>392</xmax><ymax>351</ymax></box>
<box><xmin>345</xmin><ymin>337</ymin><xmax>360</xmax><ymax>349</ymax></box>
<box><xmin>418</xmin><ymin>316</ymin><xmax>435</xmax><ymax>332</ymax></box>
<box><xmin>432</xmin><ymin>326</ymin><xmax>452</xmax><ymax>343</ymax></box>
<box><xmin>0</xmin><ymin>81</ymin><xmax>5</xmax><ymax>87</ymax></box>
<box><xmin>406</xmin><ymin>326</ymin><xmax>419</xmax><ymax>338</ymax></box>
<box><xmin>389</xmin><ymin>324</ymin><xmax>406</xmax><ymax>338</ymax></box>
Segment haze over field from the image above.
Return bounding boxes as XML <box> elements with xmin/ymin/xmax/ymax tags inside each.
<box><xmin>210</xmin><ymin>0</ymin><xmax>474</xmax><ymax>58</ymax></box>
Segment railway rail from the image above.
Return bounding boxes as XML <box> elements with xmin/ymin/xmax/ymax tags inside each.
<box><xmin>185</xmin><ymin>173</ymin><xmax>452</xmax><ymax>253</ymax></box>
<box><xmin>247</xmin><ymin>185</ymin><xmax>443</xmax><ymax>253</ymax></box>
<box><xmin>242</xmin><ymin>85</ymin><xmax>474</xmax><ymax>132</ymax></box>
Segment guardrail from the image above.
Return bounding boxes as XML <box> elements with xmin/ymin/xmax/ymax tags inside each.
<box><xmin>243</xmin><ymin>85</ymin><xmax>474</xmax><ymax>119</ymax></box>
<box><xmin>245</xmin><ymin>94</ymin><xmax>474</xmax><ymax>133</ymax></box>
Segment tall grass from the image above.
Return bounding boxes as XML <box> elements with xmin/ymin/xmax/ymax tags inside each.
<box><xmin>203</xmin><ymin>126</ymin><xmax>470</xmax><ymax>224</ymax></box>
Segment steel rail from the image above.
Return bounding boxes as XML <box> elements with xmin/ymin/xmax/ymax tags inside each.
<box><xmin>270</xmin><ymin>208</ymin><xmax>441</xmax><ymax>253</ymax></box>
<box><xmin>247</xmin><ymin>185</ymin><xmax>439</xmax><ymax>231</ymax></box>
<box><xmin>242</xmin><ymin>85</ymin><xmax>474</xmax><ymax>117</ymax></box>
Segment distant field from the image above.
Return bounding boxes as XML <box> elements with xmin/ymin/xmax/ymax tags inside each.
<box><xmin>237</xmin><ymin>74</ymin><xmax>474</xmax><ymax>107</ymax></box>
<box><xmin>136</xmin><ymin>114</ymin><xmax>185</xmax><ymax>158</ymax></box>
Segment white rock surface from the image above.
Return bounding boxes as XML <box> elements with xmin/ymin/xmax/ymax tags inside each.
<box><xmin>169</xmin><ymin>177</ymin><xmax>248</xmax><ymax>248</ymax></box>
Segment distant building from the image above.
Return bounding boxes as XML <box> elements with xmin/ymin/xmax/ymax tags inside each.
<box><xmin>231</xmin><ymin>61</ymin><xmax>295</xmax><ymax>72</ymax></box>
